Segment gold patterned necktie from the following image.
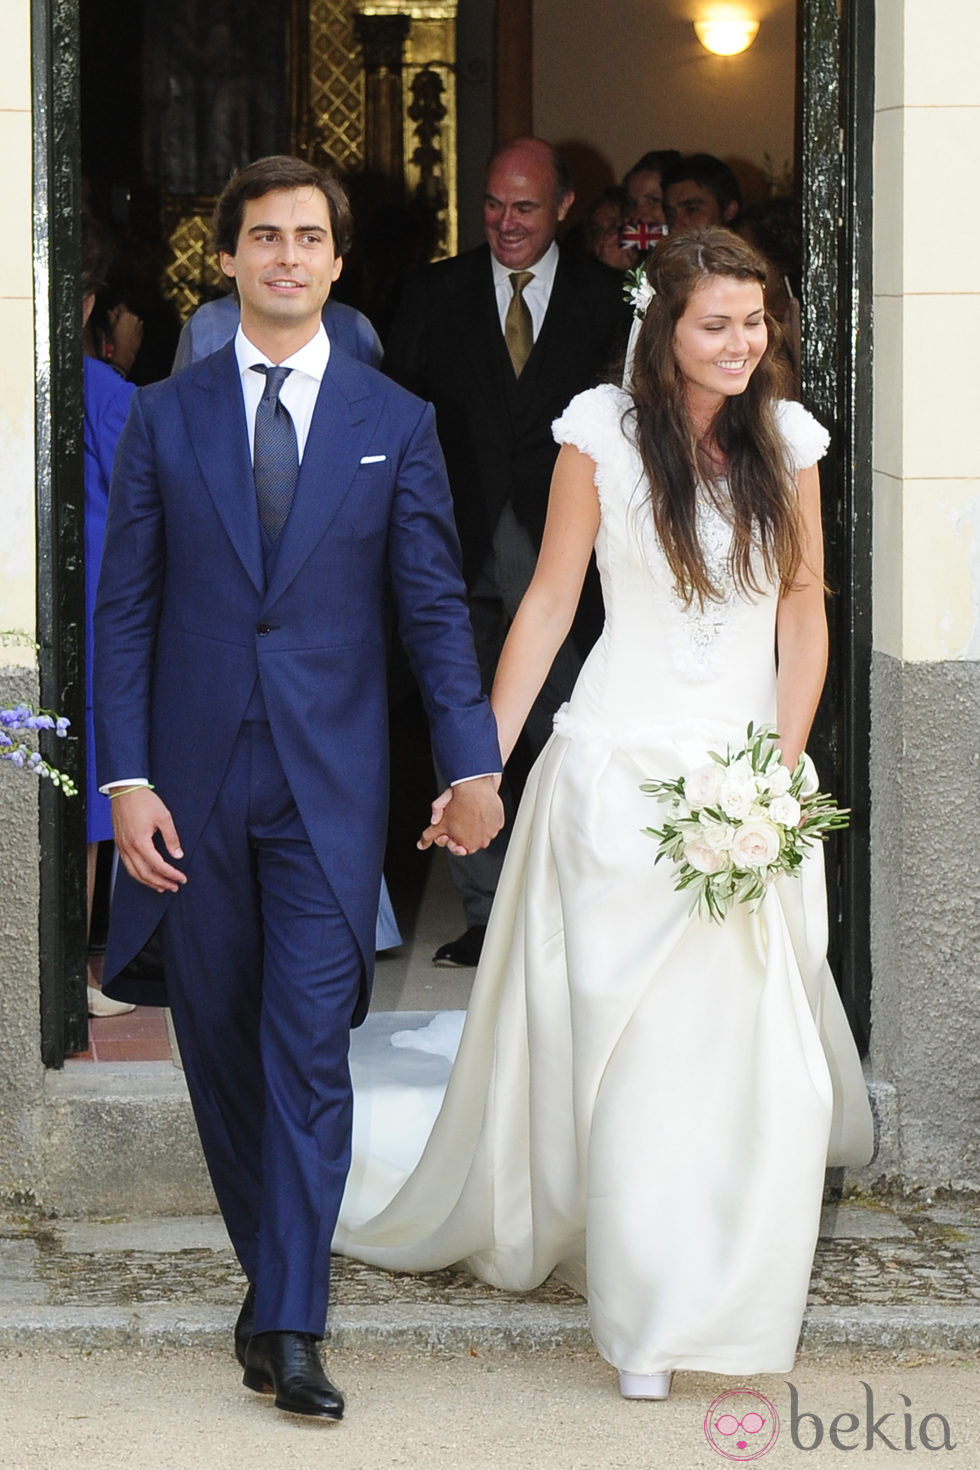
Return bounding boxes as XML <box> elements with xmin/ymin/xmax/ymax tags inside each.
<box><xmin>504</xmin><ymin>270</ymin><xmax>535</xmax><ymax>377</ymax></box>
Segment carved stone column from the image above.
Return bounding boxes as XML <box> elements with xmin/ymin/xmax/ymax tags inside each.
<box><xmin>353</xmin><ymin>12</ymin><xmax>411</xmax><ymax>191</ymax></box>
<box><xmin>408</xmin><ymin>68</ymin><xmax>449</xmax><ymax>254</ymax></box>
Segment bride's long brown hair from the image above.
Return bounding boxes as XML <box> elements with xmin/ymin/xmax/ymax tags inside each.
<box><xmin>626</xmin><ymin>229</ymin><xmax>802</xmax><ymax>607</ymax></box>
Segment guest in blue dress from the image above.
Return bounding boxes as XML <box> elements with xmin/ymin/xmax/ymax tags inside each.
<box><xmin>83</xmin><ymin>219</ymin><xmax>138</xmax><ymax>1015</ymax></box>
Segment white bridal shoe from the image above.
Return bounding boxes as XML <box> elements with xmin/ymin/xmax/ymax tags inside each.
<box><xmin>618</xmin><ymin>1370</ymin><xmax>673</xmax><ymax>1400</ymax></box>
<box><xmin>87</xmin><ymin>985</ymin><xmax>135</xmax><ymax>1018</ymax></box>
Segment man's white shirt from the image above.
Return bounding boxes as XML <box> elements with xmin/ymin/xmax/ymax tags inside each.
<box><xmin>235</xmin><ymin>321</ymin><xmax>329</xmax><ymax>463</ymax></box>
<box><xmin>490</xmin><ymin>241</ymin><xmax>559</xmax><ymax>343</ymax></box>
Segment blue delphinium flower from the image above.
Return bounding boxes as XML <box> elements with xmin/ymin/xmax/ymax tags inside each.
<box><xmin>0</xmin><ymin>704</ymin><xmax>76</xmax><ymax>795</ymax></box>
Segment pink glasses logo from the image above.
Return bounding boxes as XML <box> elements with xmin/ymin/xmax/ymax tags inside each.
<box><xmin>704</xmin><ymin>1388</ymin><xmax>780</xmax><ymax>1461</ymax></box>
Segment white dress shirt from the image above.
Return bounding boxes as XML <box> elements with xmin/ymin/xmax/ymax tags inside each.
<box><xmin>235</xmin><ymin>322</ymin><xmax>329</xmax><ymax>463</ymax></box>
<box><xmin>491</xmin><ymin>241</ymin><xmax>560</xmax><ymax>342</ymax></box>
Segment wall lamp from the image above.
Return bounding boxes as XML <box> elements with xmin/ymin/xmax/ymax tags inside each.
<box><xmin>693</xmin><ymin>16</ymin><xmax>760</xmax><ymax>55</ymax></box>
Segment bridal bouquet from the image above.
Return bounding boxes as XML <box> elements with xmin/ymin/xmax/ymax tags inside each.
<box><xmin>641</xmin><ymin>724</ymin><xmax>849</xmax><ymax>922</ymax></box>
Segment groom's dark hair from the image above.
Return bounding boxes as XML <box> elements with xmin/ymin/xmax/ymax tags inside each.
<box><xmin>212</xmin><ymin>155</ymin><xmax>354</xmax><ymax>259</ymax></box>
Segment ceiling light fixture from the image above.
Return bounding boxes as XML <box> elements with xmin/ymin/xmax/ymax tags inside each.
<box><xmin>694</xmin><ymin>18</ymin><xmax>760</xmax><ymax>55</ymax></box>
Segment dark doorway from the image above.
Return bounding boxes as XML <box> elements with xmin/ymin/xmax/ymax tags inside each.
<box><xmin>34</xmin><ymin>0</ymin><xmax>874</xmax><ymax>1063</ymax></box>
<box><xmin>79</xmin><ymin>0</ymin><xmax>291</xmax><ymax>386</ymax></box>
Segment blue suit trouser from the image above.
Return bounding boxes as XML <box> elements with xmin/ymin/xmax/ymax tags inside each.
<box><xmin>160</xmin><ymin>719</ymin><xmax>361</xmax><ymax>1337</ymax></box>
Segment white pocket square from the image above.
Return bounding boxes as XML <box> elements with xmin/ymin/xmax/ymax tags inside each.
<box><xmin>359</xmin><ymin>454</ymin><xmax>387</xmax><ymax>464</ymax></box>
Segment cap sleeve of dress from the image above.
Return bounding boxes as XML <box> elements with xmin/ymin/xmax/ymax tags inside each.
<box><xmin>552</xmin><ymin>383</ymin><xmax>637</xmax><ymax>512</ymax></box>
<box><xmin>774</xmin><ymin>399</ymin><xmax>831</xmax><ymax>471</ymax></box>
<box><xmin>552</xmin><ymin>383</ymin><xmax>631</xmax><ymax>463</ymax></box>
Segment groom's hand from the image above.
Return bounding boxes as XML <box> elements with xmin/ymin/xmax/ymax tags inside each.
<box><xmin>111</xmin><ymin>787</ymin><xmax>187</xmax><ymax>893</ymax></box>
<box><xmin>417</xmin><ymin>776</ymin><xmax>503</xmax><ymax>855</ymax></box>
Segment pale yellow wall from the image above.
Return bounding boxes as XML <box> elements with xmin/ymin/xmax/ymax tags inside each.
<box><xmin>873</xmin><ymin>0</ymin><xmax>980</xmax><ymax>661</ymax></box>
<box><xmin>533</xmin><ymin>0</ymin><xmax>796</xmax><ymax>212</ymax></box>
<box><xmin>0</xmin><ymin>0</ymin><xmax>36</xmax><ymax>664</ymax></box>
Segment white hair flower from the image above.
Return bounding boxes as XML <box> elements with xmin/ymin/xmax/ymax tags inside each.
<box><xmin>623</xmin><ymin>267</ymin><xmax>655</xmax><ymax>321</ymax></box>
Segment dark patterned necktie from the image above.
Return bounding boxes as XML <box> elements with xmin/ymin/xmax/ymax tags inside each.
<box><xmin>504</xmin><ymin>271</ymin><xmax>535</xmax><ymax>377</ymax></box>
<box><xmin>251</xmin><ymin>364</ymin><xmax>299</xmax><ymax>541</ymax></box>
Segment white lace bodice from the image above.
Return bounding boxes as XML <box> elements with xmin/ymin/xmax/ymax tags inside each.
<box><xmin>551</xmin><ymin>385</ymin><xmax>829</xmax><ymax>749</ymax></box>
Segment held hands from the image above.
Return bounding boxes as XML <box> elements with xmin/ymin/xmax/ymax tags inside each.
<box><xmin>418</xmin><ymin>775</ymin><xmax>504</xmax><ymax>856</ymax></box>
<box><xmin>110</xmin><ymin>787</ymin><xmax>187</xmax><ymax>893</ymax></box>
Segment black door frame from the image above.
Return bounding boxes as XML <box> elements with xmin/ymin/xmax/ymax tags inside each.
<box><xmin>33</xmin><ymin>0</ymin><xmax>88</xmax><ymax>1065</ymax></box>
<box><xmin>33</xmin><ymin>0</ymin><xmax>876</xmax><ymax>1063</ymax></box>
<box><xmin>799</xmin><ymin>0</ymin><xmax>875</xmax><ymax>1050</ymax></box>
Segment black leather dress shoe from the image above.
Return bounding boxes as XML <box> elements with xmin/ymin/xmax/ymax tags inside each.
<box><xmin>243</xmin><ymin>1331</ymin><xmax>344</xmax><ymax>1420</ymax></box>
<box><xmin>433</xmin><ymin>924</ymin><xmax>486</xmax><ymax>968</ymax></box>
<box><xmin>234</xmin><ymin>1283</ymin><xmax>256</xmax><ymax>1372</ymax></box>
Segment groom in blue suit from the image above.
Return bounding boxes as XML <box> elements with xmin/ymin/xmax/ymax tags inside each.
<box><xmin>93</xmin><ymin>156</ymin><xmax>502</xmax><ymax>1419</ymax></box>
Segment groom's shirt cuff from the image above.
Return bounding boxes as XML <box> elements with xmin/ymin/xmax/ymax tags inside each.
<box><xmin>98</xmin><ymin>778</ymin><xmax>152</xmax><ymax>795</ymax></box>
<box><xmin>450</xmin><ymin>773</ymin><xmax>500</xmax><ymax>785</ymax></box>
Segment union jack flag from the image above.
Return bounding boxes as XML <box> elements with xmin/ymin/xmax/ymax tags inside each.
<box><xmin>619</xmin><ymin>220</ymin><xmax>669</xmax><ymax>252</ymax></box>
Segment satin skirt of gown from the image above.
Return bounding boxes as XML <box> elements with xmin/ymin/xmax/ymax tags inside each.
<box><xmin>335</xmin><ymin>386</ymin><xmax>874</xmax><ymax>1376</ymax></box>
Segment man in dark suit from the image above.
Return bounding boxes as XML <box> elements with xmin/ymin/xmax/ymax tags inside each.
<box><xmin>94</xmin><ymin>155</ymin><xmax>502</xmax><ymax>1419</ymax></box>
<box><xmin>385</xmin><ymin>136</ymin><xmax>628</xmax><ymax>968</ymax></box>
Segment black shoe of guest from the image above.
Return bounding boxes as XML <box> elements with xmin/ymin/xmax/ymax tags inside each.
<box><xmin>234</xmin><ymin>1283</ymin><xmax>257</xmax><ymax>1373</ymax></box>
<box><xmin>243</xmin><ymin>1331</ymin><xmax>345</xmax><ymax>1420</ymax></box>
<box><xmin>432</xmin><ymin>924</ymin><xmax>486</xmax><ymax>968</ymax></box>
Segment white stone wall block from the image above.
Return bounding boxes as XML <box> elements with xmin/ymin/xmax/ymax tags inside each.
<box><xmin>872</xmin><ymin>106</ymin><xmax>904</xmax><ymax>300</ymax></box>
<box><xmin>902</xmin><ymin>106</ymin><xmax>980</xmax><ymax>295</ymax></box>
<box><xmin>904</xmin><ymin>0</ymin><xmax>979</xmax><ymax>107</ymax></box>
<box><xmin>0</xmin><ymin>297</ymin><xmax>37</xmax><ymax>648</ymax></box>
<box><xmin>0</xmin><ymin>0</ymin><xmax>30</xmax><ymax>112</ymax></box>
<box><xmin>872</xmin><ymin>471</ymin><xmax>904</xmax><ymax>658</ymax></box>
<box><xmin>900</xmin><ymin>294</ymin><xmax>980</xmax><ymax>481</ymax></box>
<box><xmin>871</xmin><ymin>294</ymin><xmax>904</xmax><ymax>481</ymax></box>
<box><xmin>902</xmin><ymin>480</ymin><xmax>980</xmax><ymax>660</ymax></box>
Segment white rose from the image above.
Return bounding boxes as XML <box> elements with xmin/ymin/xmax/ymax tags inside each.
<box><xmin>763</xmin><ymin>764</ymin><xmax>792</xmax><ymax>796</ymax></box>
<box><xmin>685</xmin><ymin>763</ymin><xmax>723</xmax><ymax>809</ymax></box>
<box><xmin>698</xmin><ymin>813</ymin><xmax>735</xmax><ymax>853</ymax></box>
<box><xmin>684</xmin><ymin>839</ymin><xmax>729</xmax><ymax>874</ymax></box>
<box><xmin>718</xmin><ymin>770</ymin><xmax>756</xmax><ymax>820</ymax></box>
<box><xmin>730</xmin><ymin>821</ymin><xmax>782</xmax><ymax>868</ymax></box>
<box><xmin>768</xmin><ymin>794</ymin><xmax>801</xmax><ymax>828</ymax></box>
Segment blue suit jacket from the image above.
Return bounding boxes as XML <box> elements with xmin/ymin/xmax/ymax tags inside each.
<box><xmin>172</xmin><ymin>294</ymin><xmax>383</xmax><ymax>373</ymax></box>
<box><xmin>94</xmin><ymin>341</ymin><xmax>499</xmax><ymax>1015</ymax></box>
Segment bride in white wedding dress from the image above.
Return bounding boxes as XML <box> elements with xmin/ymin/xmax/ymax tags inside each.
<box><xmin>334</xmin><ymin>229</ymin><xmax>874</xmax><ymax>1399</ymax></box>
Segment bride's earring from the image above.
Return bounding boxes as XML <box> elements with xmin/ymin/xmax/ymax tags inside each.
<box><xmin>618</xmin><ymin>1370</ymin><xmax>673</xmax><ymax>1400</ymax></box>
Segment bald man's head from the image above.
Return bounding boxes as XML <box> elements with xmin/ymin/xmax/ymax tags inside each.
<box><xmin>483</xmin><ymin>137</ymin><xmax>574</xmax><ymax>271</ymax></box>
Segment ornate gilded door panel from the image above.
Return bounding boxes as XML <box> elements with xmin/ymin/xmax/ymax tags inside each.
<box><xmin>143</xmin><ymin>0</ymin><xmax>290</xmax><ymax>322</ymax></box>
<box><xmin>155</xmin><ymin>0</ymin><xmax>459</xmax><ymax>325</ymax></box>
<box><xmin>294</xmin><ymin>1</ymin><xmax>458</xmax><ymax>259</ymax></box>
